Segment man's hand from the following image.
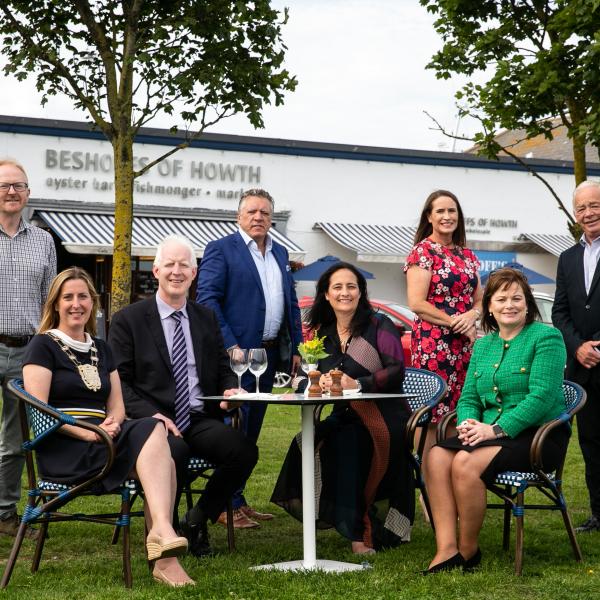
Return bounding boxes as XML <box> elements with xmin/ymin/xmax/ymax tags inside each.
<box><xmin>291</xmin><ymin>354</ymin><xmax>301</xmax><ymax>377</ymax></box>
<box><xmin>576</xmin><ymin>341</ymin><xmax>600</xmax><ymax>369</ymax></box>
<box><xmin>221</xmin><ymin>388</ymin><xmax>246</xmax><ymax>410</ymax></box>
<box><xmin>152</xmin><ymin>413</ymin><xmax>182</xmax><ymax>437</ymax></box>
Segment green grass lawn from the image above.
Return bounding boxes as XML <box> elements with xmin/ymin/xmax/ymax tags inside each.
<box><xmin>1</xmin><ymin>403</ymin><xmax>599</xmax><ymax>599</ymax></box>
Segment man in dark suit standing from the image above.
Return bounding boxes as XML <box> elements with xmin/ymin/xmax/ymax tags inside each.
<box><xmin>197</xmin><ymin>188</ymin><xmax>302</xmax><ymax>528</ymax></box>
<box><xmin>109</xmin><ymin>235</ymin><xmax>258</xmax><ymax>556</ymax></box>
<box><xmin>553</xmin><ymin>180</ymin><xmax>600</xmax><ymax>533</ymax></box>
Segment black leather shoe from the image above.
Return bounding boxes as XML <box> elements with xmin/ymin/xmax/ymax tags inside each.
<box><xmin>179</xmin><ymin>511</ymin><xmax>214</xmax><ymax>557</ymax></box>
<box><xmin>422</xmin><ymin>552</ymin><xmax>465</xmax><ymax>575</ymax></box>
<box><xmin>463</xmin><ymin>548</ymin><xmax>482</xmax><ymax>571</ymax></box>
<box><xmin>575</xmin><ymin>515</ymin><xmax>600</xmax><ymax>533</ymax></box>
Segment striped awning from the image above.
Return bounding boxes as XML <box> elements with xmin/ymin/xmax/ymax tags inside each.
<box><xmin>315</xmin><ymin>222</ymin><xmax>416</xmax><ymax>263</ymax></box>
<box><xmin>37</xmin><ymin>210</ymin><xmax>304</xmax><ymax>260</ymax></box>
<box><xmin>521</xmin><ymin>233</ymin><xmax>574</xmax><ymax>257</ymax></box>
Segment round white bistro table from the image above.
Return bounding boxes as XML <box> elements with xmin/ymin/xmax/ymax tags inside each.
<box><xmin>204</xmin><ymin>391</ymin><xmax>415</xmax><ymax>573</ymax></box>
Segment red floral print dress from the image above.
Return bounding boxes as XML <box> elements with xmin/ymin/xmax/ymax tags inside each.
<box><xmin>403</xmin><ymin>238</ymin><xmax>480</xmax><ymax>422</ymax></box>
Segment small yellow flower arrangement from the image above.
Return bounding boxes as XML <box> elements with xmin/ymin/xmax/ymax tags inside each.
<box><xmin>298</xmin><ymin>332</ymin><xmax>330</xmax><ymax>365</ymax></box>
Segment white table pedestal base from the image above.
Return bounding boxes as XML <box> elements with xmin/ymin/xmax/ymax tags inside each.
<box><xmin>251</xmin><ymin>559</ymin><xmax>366</xmax><ymax>573</ymax></box>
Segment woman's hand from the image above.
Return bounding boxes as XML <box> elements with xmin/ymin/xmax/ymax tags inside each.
<box><xmin>319</xmin><ymin>372</ymin><xmax>359</xmax><ymax>392</ymax></box>
<box><xmin>319</xmin><ymin>372</ymin><xmax>332</xmax><ymax>393</ymax></box>
<box><xmin>98</xmin><ymin>415</ymin><xmax>121</xmax><ymax>440</ymax></box>
<box><xmin>456</xmin><ymin>418</ymin><xmax>496</xmax><ymax>446</ymax></box>
<box><xmin>450</xmin><ymin>310</ymin><xmax>478</xmax><ymax>335</ymax></box>
<box><xmin>340</xmin><ymin>374</ymin><xmax>360</xmax><ymax>390</ymax></box>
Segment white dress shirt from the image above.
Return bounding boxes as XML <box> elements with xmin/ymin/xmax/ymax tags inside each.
<box><xmin>239</xmin><ymin>228</ymin><xmax>284</xmax><ymax>340</ymax></box>
<box><xmin>580</xmin><ymin>235</ymin><xmax>600</xmax><ymax>294</ymax></box>
<box><xmin>155</xmin><ymin>293</ymin><xmax>204</xmax><ymax>412</ymax></box>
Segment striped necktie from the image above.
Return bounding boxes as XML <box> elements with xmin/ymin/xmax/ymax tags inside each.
<box><xmin>170</xmin><ymin>310</ymin><xmax>191</xmax><ymax>433</ymax></box>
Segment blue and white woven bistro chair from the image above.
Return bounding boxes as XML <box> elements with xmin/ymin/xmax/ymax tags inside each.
<box><xmin>0</xmin><ymin>378</ymin><xmax>142</xmax><ymax>589</ymax></box>
<box><xmin>403</xmin><ymin>367</ymin><xmax>448</xmax><ymax>528</ymax></box>
<box><xmin>437</xmin><ymin>380</ymin><xmax>586</xmax><ymax>575</ymax></box>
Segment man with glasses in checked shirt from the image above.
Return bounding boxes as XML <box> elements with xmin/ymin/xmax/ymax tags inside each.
<box><xmin>0</xmin><ymin>159</ymin><xmax>56</xmax><ymax>539</ymax></box>
<box><xmin>109</xmin><ymin>234</ymin><xmax>257</xmax><ymax>557</ymax></box>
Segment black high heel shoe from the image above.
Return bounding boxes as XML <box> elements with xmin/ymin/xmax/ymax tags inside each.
<box><xmin>422</xmin><ymin>552</ymin><xmax>465</xmax><ymax>575</ymax></box>
<box><xmin>463</xmin><ymin>548</ymin><xmax>482</xmax><ymax>571</ymax></box>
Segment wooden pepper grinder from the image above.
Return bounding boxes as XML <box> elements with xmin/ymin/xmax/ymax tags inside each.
<box><xmin>307</xmin><ymin>369</ymin><xmax>322</xmax><ymax>397</ymax></box>
<box><xmin>329</xmin><ymin>369</ymin><xmax>343</xmax><ymax>397</ymax></box>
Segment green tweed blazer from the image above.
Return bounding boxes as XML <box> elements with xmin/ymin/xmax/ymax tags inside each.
<box><xmin>457</xmin><ymin>321</ymin><xmax>567</xmax><ymax>438</ymax></box>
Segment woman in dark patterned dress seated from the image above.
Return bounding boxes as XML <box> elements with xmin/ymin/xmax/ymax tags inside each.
<box><xmin>271</xmin><ymin>262</ymin><xmax>414</xmax><ymax>555</ymax></box>
<box><xmin>423</xmin><ymin>268</ymin><xmax>569</xmax><ymax>574</ymax></box>
<box><xmin>22</xmin><ymin>267</ymin><xmax>194</xmax><ymax>587</ymax></box>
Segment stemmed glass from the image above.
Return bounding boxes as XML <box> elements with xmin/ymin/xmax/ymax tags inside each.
<box><xmin>249</xmin><ymin>348</ymin><xmax>268</xmax><ymax>396</ymax></box>
<box><xmin>228</xmin><ymin>347</ymin><xmax>249</xmax><ymax>393</ymax></box>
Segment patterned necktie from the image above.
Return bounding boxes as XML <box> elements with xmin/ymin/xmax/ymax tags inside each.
<box><xmin>170</xmin><ymin>311</ymin><xmax>191</xmax><ymax>433</ymax></box>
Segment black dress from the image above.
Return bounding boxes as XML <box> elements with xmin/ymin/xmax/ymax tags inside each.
<box><xmin>271</xmin><ymin>314</ymin><xmax>415</xmax><ymax>549</ymax></box>
<box><xmin>23</xmin><ymin>334</ymin><xmax>159</xmax><ymax>492</ymax></box>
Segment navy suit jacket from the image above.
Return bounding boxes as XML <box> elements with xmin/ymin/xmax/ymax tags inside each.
<box><xmin>108</xmin><ymin>297</ymin><xmax>236</xmax><ymax>421</ymax></box>
<box><xmin>196</xmin><ymin>231</ymin><xmax>303</xmax><ymax>369</ymax></box>
<box><xmin>552</xmin><ymin>241</ymin><xmax>600</xmax><ymax>385</ymax></box>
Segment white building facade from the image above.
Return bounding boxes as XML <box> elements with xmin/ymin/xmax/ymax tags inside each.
<box><xmin>0</xmin><ymin>115</ymin><xmax>590</xmax><ymax>310</ymax></box>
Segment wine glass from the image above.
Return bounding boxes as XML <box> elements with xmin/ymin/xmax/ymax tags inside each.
<box><xmin>249</xmin><ymin>348</ymin><xmax>268</xmax><ymax>396</ymax></box>
<box><xmin>228</xmin><ymin>347</ymin><xmax>249</xmax><ymax>392</ymax></box>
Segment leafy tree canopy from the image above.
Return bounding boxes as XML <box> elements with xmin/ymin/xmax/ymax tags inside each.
<box><xmin>0</xmin><ymin>1</ymin><xmax>296</xmax><ymax>311</ymax></box>
<box><xmin>421</xmin><ymin>0</ymin><xmax>600</xmax><ymax>184</ymax></box>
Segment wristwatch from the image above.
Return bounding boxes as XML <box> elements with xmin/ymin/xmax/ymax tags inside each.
<box><xmin>355</xmin><ymin>379</ymin><xmax>362</xmax><ymax>392</ymax></box>
<box><xmin>492</xmin><ymin>424</ymin><xmax>507</xmax><ymax>439</ymax></box>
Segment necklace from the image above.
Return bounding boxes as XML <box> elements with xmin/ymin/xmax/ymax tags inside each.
<box><xmin>46</xmin><ymin>332</ymin><xmax>101</xmax><ymax>392</ymax></box>
<box><xmin>337</xmin><ymin>326</ymin><xmax>352</xmax><ymax>352</ymax></box>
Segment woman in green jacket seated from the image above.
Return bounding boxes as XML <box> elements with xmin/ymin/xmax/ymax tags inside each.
<box><xmin>423</xmin><ymin>267</ymin><xmax>568</xmax><ymax>574</ymax></box>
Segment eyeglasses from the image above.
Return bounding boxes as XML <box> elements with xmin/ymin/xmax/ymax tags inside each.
<box><xmin>0</xmin><ymin>182</ymin><xmax>28</xmax><ymax>192</ymax></box>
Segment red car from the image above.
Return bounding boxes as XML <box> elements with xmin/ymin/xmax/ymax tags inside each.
<box><xmin>298</xmin><ymin>296</ymin><xmax>414</xmax><ymax>366</ymax></box>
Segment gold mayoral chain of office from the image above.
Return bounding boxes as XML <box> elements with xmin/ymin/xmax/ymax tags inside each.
<box><xmin>46</xmin><ymin>332</ymin><xmax>102</xmax><ymax>392</ymax></box>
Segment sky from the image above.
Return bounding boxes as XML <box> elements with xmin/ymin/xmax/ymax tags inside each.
<box><xmin>0</xmin><ymin>1</ymin><xmax>479</xmax><ymax>153</ymax></box>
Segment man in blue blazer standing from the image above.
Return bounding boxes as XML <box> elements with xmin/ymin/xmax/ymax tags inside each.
<box><xmin>197</xmin><ymin>188</ymin><xmax>302</xmax><ymax>528</ymax></box>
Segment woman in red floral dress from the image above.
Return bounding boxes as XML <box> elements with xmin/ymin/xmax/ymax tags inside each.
<box><xmin>404</xmin><ymin>190</ymin><xmax>482</xmax><ymax>467</ymax></box>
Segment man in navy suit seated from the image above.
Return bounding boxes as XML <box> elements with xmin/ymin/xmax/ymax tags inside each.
<box><xmin>109</xmin><ymin>235</ymin><xmax>258</xmax><ymax>556</ymax></box>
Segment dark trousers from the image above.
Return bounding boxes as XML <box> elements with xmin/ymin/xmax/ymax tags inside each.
<box><xmin>577</xmin><ymin>376</ymin><xmax>600</xmax><ymax>516</ymax></box>
<box><xmin>167</xmin><ymin>414</ymin><xmax>258</xmax><ymax>523</ymax></box>
<box><xmin>231</xmin><ymin>344</ymin><xmax>279</xmax><ymax>509</ymax></box>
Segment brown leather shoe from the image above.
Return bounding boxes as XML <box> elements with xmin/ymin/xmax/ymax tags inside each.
<box><xmin>216</xmin><ymin>508</ymin><xmax>260</xmax><ymax>529</ymax></box>
<box><xmin>0</xmin><ymin>513</ymin><xmax>40</xmax><ymax>540</ymax></box>
<box><xmin>240</xmin><ymin>504</ymin><xmax>274</xmax><ymax>521</ymax></box>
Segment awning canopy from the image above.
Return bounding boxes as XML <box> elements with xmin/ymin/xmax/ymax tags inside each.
<box><xmin>315</xmin><ymin>222</ymin><xmax>416</xmax><ymax>263</ymax></box>
<box><xmin>37</xmin><ymin>210</ymin><xmax>305</xmax><ymax>260</ymax></box>
<box><xmin>520</xmin><ymin>233</ymin><xmax>574</xmax><ymax>257</ymax></box>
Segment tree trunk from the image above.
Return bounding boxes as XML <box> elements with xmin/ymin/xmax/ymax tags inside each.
<box><xmin>111</xmin><ymin>134</ymin><xmax>134</xmax><ymax>316</ymax></box>
<box><xmin>572</xmin><ymin>131</ymin><xmax>587</xmax><ymax>186</ymax></box>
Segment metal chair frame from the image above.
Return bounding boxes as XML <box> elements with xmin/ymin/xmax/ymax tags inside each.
<box><xmin>182</xmin><ymin>455</ymin><xmax>235</xmax><ymax>551</ymax></box>
<box><xmin>402</xmin><ymin>367</ymin><xmax>448</xmax><ymax>528</ymax></box>
<box><xmin>1</xmin><ymin>378</ymin><xmax>140</xmax><ymax>589</ymax></box>
<box><xmin>437</xmin><ymin>380</ymin><xmax>586</xmax><ymax>575</ymax></box>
